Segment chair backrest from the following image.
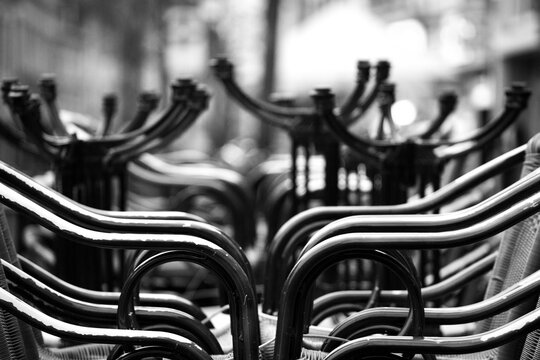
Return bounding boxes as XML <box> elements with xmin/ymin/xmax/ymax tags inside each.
<box><xmin>0</xmin><ymin>208</ymin><xmax>41</xmax><ymax>360</ymax></box>
<box><xmin>478</xmin><ymin>134</ymin><xmax>540</xmax><ymax>358</ymax></box>
<box><xmin>520</xmin><ymin>298</ymin><xmax>540</xmax><ymax>360</ymax></box>
<box><xmin>0</xmin><ymin>206</ymin><xmax>124</xmax><ymax>360</ymax></box>
<box><xmin>515</xmin><ymin>139</ymin><xmax>540</xmax><ymax>360</ymax></box>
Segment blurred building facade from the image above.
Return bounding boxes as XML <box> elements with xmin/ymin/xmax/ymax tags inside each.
<box><xmin>0</xmin><ymin>0</ymin><xmax>165</xmax><ymax>173</ymax></box>
<box><xmin>1</xmin><ymin>0</ymin><xmax>540</xmax><ymax>171</ymax></box>
<box><xmin>276</xmin><ymin>0</ymin><xmax>540</xmax><ymax>147</ymax></box>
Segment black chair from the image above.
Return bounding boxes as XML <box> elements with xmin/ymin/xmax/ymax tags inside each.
<box><xmin>263</xmin><ymin>141</ymin><xmax>529</xmax><ymax>314</ymax></box>
<box><xmin>272</xmin><ymin>133</ymin><xmax>540</xmax><ymax>360</ymax></box>
<box><xmin>0</xmin><ymin>208</ymin><xmax>216</xmax><ymax>360</ymax></box>
<box><xmin>0</xmin><ymin>178</ymin><xmax>260</xmax><ymax>359</ymax></box>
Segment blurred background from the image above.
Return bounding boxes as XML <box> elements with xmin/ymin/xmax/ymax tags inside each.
<box><xmin>1</xmin><ymin>0</ymin><xmax>539</xmax><ymax>173</ymax></box>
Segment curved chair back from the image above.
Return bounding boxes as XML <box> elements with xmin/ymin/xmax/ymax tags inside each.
<box><xmin>520</xmin><ymin>297</ymin><xmax>540</xmax><ymax>359</ymax></box>
<box><xmin>477</xmin><ymin>134</ymin><xmax>540</xmax><ymax>358</ymax></box>
<box><xmin>0</xmin><ymin>209</ymin><xmax>41</xmax><ymax>360</ymax></box>
<box><xmin>0</xmin><ymin>208</ymin><xmax>114</xmax><ymax>360</ymax></box>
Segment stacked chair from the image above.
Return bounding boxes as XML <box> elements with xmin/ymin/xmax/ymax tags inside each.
<box><xmin>0</xmin><ymin>52</ymin><xmax>540</xmax><ymax>360</ymax></box>
<box><xmin>211</xmin><ymin>57</ymin><xmax>530</xmax><ymax>304</ymax></box>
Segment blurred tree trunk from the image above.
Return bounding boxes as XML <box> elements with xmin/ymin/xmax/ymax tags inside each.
<box><xmin>259</xmin><ymin>0</ymin><xmax>280</xmax><ymax>149</ymax></box>
<box><xmin>154</xmin><ymin>0</ymin><xmax>169</xmax><ymax>99</ymax></box>
<box><xmin>117</xmin><ymin>0</ymin><xmax>147</xmax><ymax>127</ymax></box>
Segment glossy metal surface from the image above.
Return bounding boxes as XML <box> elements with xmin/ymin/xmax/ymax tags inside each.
<box><xmin>262</xmin><ymin>144</ymin><xmax>526</xmax><ymax>313</ymax></box>
<box><xmin>324</xmin><ymin>305</ymin><xmax>540</xmax><ymax>359</ymax></box>
<box><xmin>18</xmin><ymin>255</ymin><xmax>210</xmax><ymax>325</ymax></box>
<box><xmin>113</xmin><ymin>345</ymin><xmax>186</xmax><ymax>360</ymax></box>
<box><xmin>129</xmin><ymin>163</ymin><xmax>254</xmax><ymax>247</ymax></box>
<box><xmin>0</xmin><ymin>161</ymin><xmax>253</xmax><ymax>281</ymax></box>
<box><xmin>312</xmin><ymin>250</ymin><xmax>496</xmax><ymax>314</ymax></box>
<box><xmin>295</xmin><ymin>190</ymin><xmax>540</xmax><ymax>251</ymax></box>
<box><xmin>138</xmin><ymin>153</ymin><xmax>252</xmax><ymax>208</ymax></box>
<box><xmin>117</xmin><ymin>249</ymin><xmax>259</xmax><ymax>360</ymax></box>
<box><xmin>274</xmin><ymin>243</ymin><xmax>424</xmax><ymax>360</ymax></box>
<box><xmin>302</xmin><ymin>166</ymin><xmax>540</xmax><ymax>255</ymax></box>
<box><xmin>137</xmin><ymin>153</ymin><xmax>257</xmax><ymax>245</ymax></box>
<box><xmin>0</xmin><ymin>180</ymin><xmax>257</xmax><ymax>289</ymax></box>
<box><xmin>322</xmin><ymin>267</ymin><xmax>540</xmax><ymax>351</ymax></box>
<box><xmin>0</xmin><ymin>157</ymin><xmax>202</xmax><ymax>224</ymax></box>
<box><xmin>7</xmin><ymin>200</ymin><xmax>259</xmax><ymax>358</ymax></box>
<box><xmin>0</xmin><ymin>286</ymin><xmax>212</xmax><ymax>360</ymax></box>
<box><xmin>4</xmin><ymin>260</ymin><xmax>222</xmax><ymax>354</ymax></box>
<box><xmin>5</xmin><ymin>78</ymin><xmax>216</xmax><ymax>289</ymax></box>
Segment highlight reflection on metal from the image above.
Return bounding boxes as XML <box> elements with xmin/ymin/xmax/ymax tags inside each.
<box><xmin>0</xmin><ymin>287</ymin><xmax>212</xmax><ymax>360</ymax></box>
<box><xmin>3</xmin><ymin>259</ymin><xmax>223</xmax><ymax>354</ymax></box>
<box><xmin>312</xmin><ymin>250</ymin><xmax>497</xmax><ymax>321</ymax></box>
<box><xmin>135</xmin><ymin>153</ymin><xmax>257</xmax><ymax>246</ymax></box>
<box><xmin>322</xmin><ymin>268</ymin><xmax>540</xmax><ymax>351</ymax></box>
<box><xmin>263</xmin><ymin>143</ymin><xmax>526</xmax><ymax>313</ymax></box>
<box><xmin>0</xmin><ymin>159</ymin><xmax>254</xmax><ymax>285</ymax></box>
<box><xmin>4</xmin><ymin>77</ymin><xmax>214</xmax><ymax>289</ymax></box>
<box><xmin>272</xmin><ymin>188</ymin><xmax>540</xmax><ymax>359</ymax></box>
<box><xmin>324</xmin><ymin>306</ymin><xmax>540</xmax><ymax>360</ymax></box>
<box><xmin>17</xmin><ymin>255</ymin><xmax>210</xmax><ymax>325</ymax></box>
<box><xmin>128</xmin><ymin>163</ymin><xmax>255</xmax><ymax>247</ymax></box>
<box><xmin>274</xmin><ymin>246</ymin><xmax>424</xmax><ymax>360</ymax></box>
<box><xmin>302</xmin><ymin>165</ymin><xmax>540</xmax><ymax>253</ymax></box>
<box><xmin>117</xmin><ymin>249</ymin><xmax>259</xmax><ymax>360</ymax></box>
<box><xmin>0</xmin><ymin>176</ymin><xmax>260</xmax><ymax>359</ymax></box>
